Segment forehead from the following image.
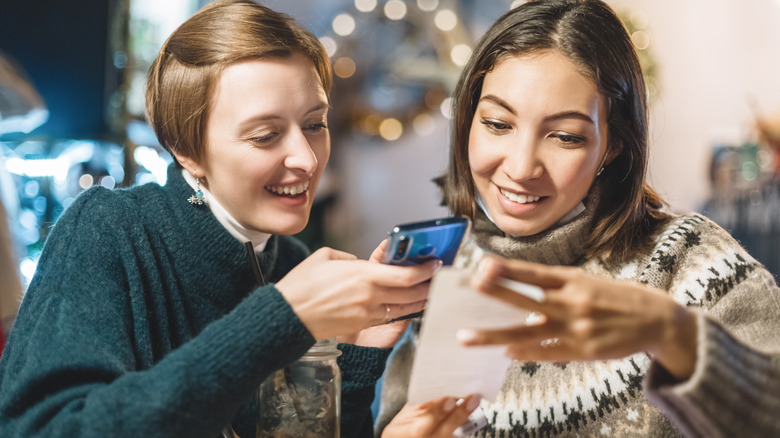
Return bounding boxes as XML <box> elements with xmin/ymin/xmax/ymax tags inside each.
<box><xmin>211</xmin><ymin>54</ymin><xmax>328</xmax><ymax>113</ymax></box>
<box><xmin>481</xmin><ymin>51</ymin><xmax>602</xmax><ymax>113</ymax></box>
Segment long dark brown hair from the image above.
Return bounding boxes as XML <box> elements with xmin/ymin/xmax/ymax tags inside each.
<box><xmin>438</xmin><ymin>0</ymin><xmax>667</xmax><ymax>263</ymax></box>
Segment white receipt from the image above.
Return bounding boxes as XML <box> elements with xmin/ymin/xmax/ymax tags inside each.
<box><xmin>407</xmin><ymin>267</ymin><xmax>532</xmax><ymax>405</ymax></box>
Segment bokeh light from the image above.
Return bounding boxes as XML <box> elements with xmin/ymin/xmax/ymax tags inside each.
<box><xmin>334</xmin><ymin>57</ymin><xmax>357</xmax><ymax>78</ymax></box>
<box><xmin>450</xmin><ymin>44</ymin><xmax>472</xmax><ymax>66</ymax></box>
<box><xmin>417</xmin><ymin>0</ymin><xmax>439</xmax><ymax>12</ymax></box>
<box><xmin>385</xmin><ymin>0</ymin><xmax>407</xmax><ymax>20</ymax></box>
<box><xmin>354</xmin><ymin>0</ymin><xmax>377</xmax><ymax>13</ymax></box>
<box><xmin>332</xmin><ymin>13</ymin><xmax>356</xmax><ymax>36</ymax></box>
<box><xmin>413</xmin><ymin>113</ymin><xmax>436</xmax><ymax>136</ymax></box>
<box><xmin>379</xmin><ymin>118</ymin><xmax>403</xmax><ymax>141</ymax></box>
<box><xmin>78</xmin><ymin>174</ymin><xmax>94</xmax><ymax>189</ymax></box>
<box><xmin>440</xmin><ymin>97</ymin><xmax>453</xmax><ymax>119</ymax></box>
<box><xmin>319</xmin><ymin>36</ymin><xmax>338</xmax><ymax>57</ymax></box>
<box><xmin>631</xmin><ymin>31</ymin><xmax>651</xmax><ymax>50</ymax></box>
<box><xmin>434</xmin><ymin>9</ymin><xmax>457</xmax><ymax>31</ymax></box>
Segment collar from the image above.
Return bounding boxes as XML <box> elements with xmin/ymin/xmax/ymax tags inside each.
<box><xmin>469</xmin><ymin>191</ymin><xmax>596</xmax><ymax>266</ymax></box>
<box><xmin>182</xmin><ymin>169</ymin><xmax>270</xmax><ymax>252</ymax></box>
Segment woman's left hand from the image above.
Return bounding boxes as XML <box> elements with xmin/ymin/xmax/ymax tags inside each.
<box><xmin>382</xmin><ymin>395</ymin><xmax>481</xmax><ymax>438</ymax></box>
<box><xmin>459</xmin><ymin>256</ymin><xmax>698</xmax><ymax>380</ymax></box>
<box><xmin>338</xmin><ymin>239</ymin><xmax>426</xmax><ymax>348</ymax></box>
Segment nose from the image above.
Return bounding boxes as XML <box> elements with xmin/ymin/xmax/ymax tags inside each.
<box><xmin>283</xmin><ymin>128</ymin><xmax>319</xmax><ymax>175</ymax></box>
<box><xmin>501</xmin><ymin>134</ymin><xmax>544</xmax><ymax>181</ymax></box>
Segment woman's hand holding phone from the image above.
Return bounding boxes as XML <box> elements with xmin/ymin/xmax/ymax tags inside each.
<box><xmin>275</xmin><ymin>246</ymin><xmax>436</xmax><ymax>344</ymax></box>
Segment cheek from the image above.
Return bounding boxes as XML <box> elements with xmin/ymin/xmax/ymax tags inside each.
<box><xmin>467</xmin><ymin>130</ymin><xmax>497</xmax><ymax>177</ymax></box>
<box><xmin>468</xmin><ymin>124</ymin><xmax>495</xmax><ymax>176</ymax></box>
<box><xmin>547</xmin><ymin>154</ymin><xmax>597</xmax><ymax>188</ymax></box>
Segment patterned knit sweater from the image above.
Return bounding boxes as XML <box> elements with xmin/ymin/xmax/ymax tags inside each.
<box><xmin>377</xmin><ymin>200</ymin><xmax>780</xmax><ymax>437</ymax></box>
<box><xmin>0</xmin><ymin>165</ymin><xmax>389</xmax><ymax>438</ymax></box>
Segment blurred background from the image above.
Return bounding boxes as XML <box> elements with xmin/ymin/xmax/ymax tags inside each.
<box><xmin>1</xmin><ymin>0</ymin><xmax>780</xmax><ymax>335</ymax></box>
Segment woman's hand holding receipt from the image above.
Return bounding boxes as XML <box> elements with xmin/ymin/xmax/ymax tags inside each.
<box><xmin>382</xmin><ymin>395</ymin><xmax>481</xmax><ymax>438</ymax></box>
<box><xmin>459</xmin><ymin>256</ymin><xmax>698</xmax><ymax>380</ymax></box>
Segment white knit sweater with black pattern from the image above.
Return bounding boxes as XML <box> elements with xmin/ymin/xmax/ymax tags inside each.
<box><xmin>376</xmin><ymin>207</ymin><xmax>780</xmax><ymax>438</ymax></box>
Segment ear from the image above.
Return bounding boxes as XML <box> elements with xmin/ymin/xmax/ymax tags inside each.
<box><xmin>603</xmin><ymin>142</ymin><xmax>622</xmax><ymax>167</ymax></box>
<box><xmin>173</xmin><ymin>152</ymin><xmax>204</xmax><ymax>179</ymax></box>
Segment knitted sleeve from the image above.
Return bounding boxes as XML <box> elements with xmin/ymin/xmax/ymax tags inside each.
<box><xmin>337</xmin><ymin>343</ymin><xmax>393</xmax><ymax>438</ymax></box>
<box><xmin>643</xmin><ymin>214</ymin><xmax>780</xmax><ymax>437</ymax></box>
<box><xmin>0</xmin><ymin>188</ymin><xmax>314</xmax><ymax>438</ymax></box>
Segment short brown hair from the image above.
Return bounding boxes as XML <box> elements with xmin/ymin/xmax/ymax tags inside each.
<box><xmin>145</xmin><ymin>0</ymin><xmax>332</xmax><ymax>164</ymax></box>
<box><xmin>438</xmin><ymin>0</ymin><xmax>667</xmax><ymax>263</ymax></box>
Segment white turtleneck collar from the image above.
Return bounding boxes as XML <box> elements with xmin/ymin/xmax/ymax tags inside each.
<box><xmin>476</xmin><ymin>191</ymin><xmax>586</xmax><ymax>237</ymax></box>
<box><xmin>182</xmin><ymin>169</ymin><xmax>270</xmax><ymax>252</ymax></box>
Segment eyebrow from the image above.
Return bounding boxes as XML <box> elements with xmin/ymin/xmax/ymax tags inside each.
<box><xmin>478</xmin><ymin>94</ymin><xmax>595</xmax><ymax>125</ymax></box>
<box><xmin>237</xmin><ymin>102</ymin><xmax>330</xmax><ymax>129</ymax></box>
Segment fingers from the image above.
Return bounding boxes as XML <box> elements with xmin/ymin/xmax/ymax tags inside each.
<box><xmin>369</xmin><ymin>239</ymin><xmax>390</xmax><ymax>263</ymax></box>
<box><xmin>382</xmin><ymin>395</ymin><xmax>481</xmax><ymax>438</ymax></box>
<box><xmin>367</xmin><ymin>258</ymin><xmax>443</xmax><ymax>287</ymax></box>
<box><xmin>456</xmin><ymin>322</ymin><xmax>554</xmax><ymax>346</ymax></box>
<box><xmin>377</xmin><ymin>299</ymin><xmax>427</xmax><ymax>326</ymax></box>
<box><xmin>437</xmin><ymin>395</ymin><xmax>482</xmax><ymax>435</ymax></box>
<box><xmin>311</xmin><ymin>246</ymin><xmax>359</xmax><ymax>261</ymax></box>
<box><xmin>377</xmin><ymin>281</ymin><xmax>430</xmax><ymax>305</ymax></box>
<box><xmin>478</xmin><ymin>256</ymin><xmax>567</xmax><ymax>289</ymax></box>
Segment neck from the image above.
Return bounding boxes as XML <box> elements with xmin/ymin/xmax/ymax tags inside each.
<box><xmin>182</xmin><ymin>169</ymin><xmax>271</xmax><ymax>252</ymax></box>
<box><xmin>469</xmin><ymin>193</ymin><xmax>596</xmax><ymax>266</ymax></box>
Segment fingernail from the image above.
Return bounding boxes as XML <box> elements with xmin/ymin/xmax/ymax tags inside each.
<box><xmin>456</xmin><ymin>329</ymin><xmax>478</xmax><ymax>344</ymax></box>
<box><xmin>434</xmin><ymin>259</ymin><xmax>444</xmax><ymax>270</ymax></box>
<box><xmin>466</xmin><ymin>395</ymin><xmax>481</xmax><ymax>411</ymax></box>
<box><xmin>443</xmin><ymin>397</ymin><xmax>457</xmax><ymax>412</ymax></box>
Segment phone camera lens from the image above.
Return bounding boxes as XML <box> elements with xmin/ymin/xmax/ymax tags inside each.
<box><xmin>394</xmin><ymin>237</ymin><xmax>409</xmax><ymax>260</ymax></box>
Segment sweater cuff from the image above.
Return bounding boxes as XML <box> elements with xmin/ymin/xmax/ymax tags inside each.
<box><xmin>337</xmin><ymin>343</ymin><xmax>393</xmax><ymax>388</ymax></box>
<box><xmin>645</xmin><ymin>313</ymin><xmax>778</xmax><ymax>437</ymax></box>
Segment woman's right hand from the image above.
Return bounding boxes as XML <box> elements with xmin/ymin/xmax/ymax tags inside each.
<box><xmin>382</xmin><ymin>395</ymin><xmax>481</xmax><ymax>438</ymax></box>
<box><xmin>274</xmin><ymin>247</ymin><xmax>436</xmax><ymax>339</ymax></box>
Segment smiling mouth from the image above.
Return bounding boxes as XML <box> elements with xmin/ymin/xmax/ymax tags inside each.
<box><xmin>500</xmin><ymin>188</ymin><xmax>541</xmax><ymax>204</ymax></box>
<box><xmin>265</xmin><ymin>180</ymin><xmax>310</xmax><ymax>197</ymax></box>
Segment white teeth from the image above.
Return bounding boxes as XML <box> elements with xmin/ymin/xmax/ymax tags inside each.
<box><xmin>501</xmin><ymin>189</ymin><xmax>540</xmax><ymax>204</ymax></box>
<box><xmin>266</xmin><ymin>181</ymin><xmax>309</xmax><ymax>196</ymax></box>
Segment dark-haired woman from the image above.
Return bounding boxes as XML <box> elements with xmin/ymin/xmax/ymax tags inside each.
<box><xmin>379</xmin><ymin>1</ymin><xmax>780</xmax><ymax>436</ymax></box>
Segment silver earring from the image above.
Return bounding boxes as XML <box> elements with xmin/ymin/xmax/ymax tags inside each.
<box><xmin>596</xmin><ymin>166</ymin><xmax>604</xmax><ymax>177</ymax></box>
<box><xmin>188</xmin><ymin>178</ymin><xmax>205</xmax><ymax>205</ymax></box>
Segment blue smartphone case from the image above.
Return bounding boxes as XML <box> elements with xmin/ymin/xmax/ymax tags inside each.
<box><xmin>381</xmin><ymin>216</ymin><xmax>470</xmax><ymax>266</ymax></box>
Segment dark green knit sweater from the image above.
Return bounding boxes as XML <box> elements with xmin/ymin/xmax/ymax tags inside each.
<box><xmin>0</xmin><ymin>165</ymin><xmax>389</xmax><ymax>438</ymax></box>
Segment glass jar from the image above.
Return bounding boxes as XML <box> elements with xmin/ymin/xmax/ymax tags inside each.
<box><xmin>257</xmin><ymin>338</ymin><xmax>342</xmax><ymax>438</ymax></box>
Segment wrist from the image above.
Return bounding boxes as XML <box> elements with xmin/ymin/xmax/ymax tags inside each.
<box><xmin>649</xmin><ymin>304</ymin><xmax>698</xmax><ymax>380</ymax></box>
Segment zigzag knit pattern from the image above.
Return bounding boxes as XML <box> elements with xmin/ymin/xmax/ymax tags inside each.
<box><xmin>474</xmin><ymin>213</ymin><xmax>759</xmax><ymax>438</ymax></box>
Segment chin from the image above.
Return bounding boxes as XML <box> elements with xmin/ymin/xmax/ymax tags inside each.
<box><xmin>273</xmin><ymin>218</ymin><xmax>310</xmax><ymax>236</ymax></box>
<box><xmin>495</xmin><ymin>218</ymin><xmax>546</xmax><ymax>238</ymax></box>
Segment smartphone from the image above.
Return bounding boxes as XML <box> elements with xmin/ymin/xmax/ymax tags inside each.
<box><xmin>381</xmin><ymin>216</ymin><xmax>470</xmax><ymax>266</ymax></box>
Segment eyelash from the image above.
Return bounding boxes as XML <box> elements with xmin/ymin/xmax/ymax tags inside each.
<box><xmin>249</xmin><ymin>122</ymin><xmax>328</xmax><ymax>145</ymax></box>
<box><xmin>480</xmin><ymin>119</ymin><xmax>511</xmax><ymax>133</ymax></box>
<box><xmin>551</xmin><ymin>132</ymin><xmax>586</xmax><ymax>145</ymax></box>
<box><xmin>480</xmin><ymin>119</ymin><xmax>586</xmax><ymax>145</ymax></box>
